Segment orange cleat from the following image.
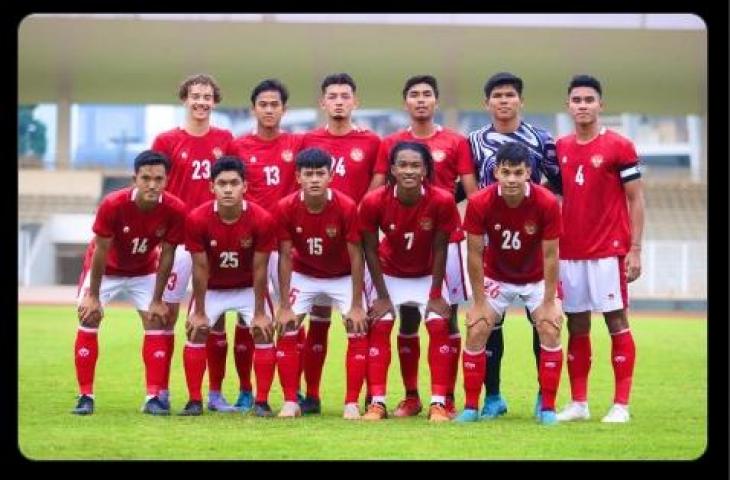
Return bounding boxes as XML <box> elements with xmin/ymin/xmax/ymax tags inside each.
<box><xmin>427</xmin><ymin>403</ymin><xmax>452</xmax><ymax>422</ymax></box>
<box><xmin>393</xmin><ymin>396</ymin><xmax>423</xmax><ymax>417</ymax></box>
<box><xmin>444</xmin><ymin>397</ymin><xmax>458</xmax><ymax>419</ymax></box>
<box><xmin>362</xmin><ymin>402</ymin><xmax>388</xmax><ymax>420</ymax></box>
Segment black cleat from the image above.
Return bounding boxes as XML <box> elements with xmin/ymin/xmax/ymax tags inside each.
<box><xmin>178</xmin><ymin>400</ymin><xmax>203</xmax><ymax>416</ymax></box>
<box><xmin>143</xmin><ymin>396</ymin><xmax>170</xmax><ymax>416</ymax></box>
<box><xmin>252</xmin><ymin>401</ymin><xmax>274</xmax><ymax>417</ymax></box>
<box><xmin>72</xmin><ymin>395</ymin><xmax>94</xmax><ymax>415</ymax></box>
<box><xmin>300</xmin><ymin>396</ymin><xmax>322</xmax><ymax>414</ymax></box>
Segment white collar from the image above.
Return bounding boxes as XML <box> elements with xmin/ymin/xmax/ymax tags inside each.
<box><xmin>497</xmin><ymin>182</ymin><xmax>530</xmax><ymax>197</ymax></box>
<box><xmin>392</xmin><ymin>184</ymin><xmax>425</xmax><ymax>197</ymax></box>
<box><xmin>299</xmin><ymin>188</ymin><xmax>332</xmax><ymax>202</ymax></box>
<box><xmin>214</xmin><ymin>200</ymin><xmax>247</xmax><ymax>212</ymax></box>
<box><xmin>130</xmin><ymin>187</ymin><xmax>163</xmax><ymax>204</ymax></box>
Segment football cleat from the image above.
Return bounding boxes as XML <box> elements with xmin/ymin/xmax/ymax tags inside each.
<box><xmin>538</xmin><ymin>409</ymin><xmax>558</xmax><ymax>425</ymax></box>
<box><xmin>393</xmin><ymin>396</ymin><xmax>423</xmax><ymax>417</ymax></box>
<box><xmin>342</xmin><ymin>403</ymin><xmax>361</xmax><ymax>420</ymax></box>
<box><xmin>427</xmin><ymin>403</ymin><xmax>451</xmax><ymax>422</ymax></box>
<box><xmin>601</xmin><ymin>404</ymin><xmax>630</xmax><ymax>423</ymax></box>
<box><xmin>207</xmin><ymin>392</ymin><xmax>238</xmax><ymax>412</ymax></box>
<box><xmin>444</xmin><ymin>396</ymin><xmax>458</xmax><ymax>419</ymax></box>
<box><xmin>454</xmin><ymin>408</ymin><xmax>480</xmax><ymax>423</ymax></box>
<box><xmin>252</xmin><ymin>402</ymin><xmax>274</xmax><ymax>418</ymax></box>
<box><xmin>556</xmin><ymin>401</ymin><xmax>591</xmax><ymax>422</ymax></box>
<box><xmin>234</xmin><ymin>390</ymin><xmax>254</xmax><ymax>413</ymax></box>
<box><xmin>277</xmin><ymin>401</ymin><xmax>302</xmax><ymax>418</ymax></box>
<box><xmin>299</xmin><ymin>396</ymin><xmax>322</xmax><ymax>414</ymax></box>
<box><xmin>534</xmin><ymin>392</ymin><xmax>543</xmax><ymax>419</ymax></box>
<box><xmin>178</xmin><ymin>400</ymin><xmax>204</xmax><ymax>416</ymax></box>
<box><xmin>142</xmin><ymin>396</ymin><xmax>170</xmax><ymax>416</ymax></box>
<box><xmin>71</xmin><ymin>395</ymin><xmax>94</xmax><ymax>415</ymax></box>
<box><xmin>480</xmin><ymin>394</ymin><xmax>508</xmax><ymax>419</ymax></box>
<box><xmin>362</xmin><ymin>402</ymin><xmax>388</xmax><ymax>420</ymax></box>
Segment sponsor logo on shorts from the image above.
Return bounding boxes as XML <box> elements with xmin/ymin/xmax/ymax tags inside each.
<box><xmin>432</xmin><ymin>150</ymin><xmax>446</xmax><ymax>162</ymax></box>
<box><xmin>213</xmin><ymin>147</ymin><xmax>223</xmax><ymax>159</ymax></box>
<box><xmin>608</xmin><ymin>293</ymin><xmax>615</xmax><ymax>300</ymax></box>
<box><xmin>282</xmin><ymin>150</ymin><xmax>294</xmax><ymax>162</ymax></box>
<box><xmin>420</xmin><ymin>217</ymin><xmax>433</xmax><ymax>231</ymax></box>
<box><xmin>240</xmin><ymin>236</ymin><xmax>253</xmax><ymax>248</ymax></box>
<box><xmin>325</xmin><ymin>225</ymin><xmax>338</xmax><ymax>238</ymax></box>
<box><xmin>591</xmin><ymin>154</ymin><xmax>604</xmax><ymax>168</ymax></box>
<box><xmin>524</xmin><ymin>221</ymin><xmax>537</xmax><ymax>235</ymax></box>
<box><xmin>350</xmin><ymin>148</ymin><xmax>364</xmax><ymax>161</ymax></box>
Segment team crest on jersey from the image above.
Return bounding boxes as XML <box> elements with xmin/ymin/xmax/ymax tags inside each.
<box><xmin>591</xmin><ymin>154</ymin><xmax>604</xmax><ymax>168</ymax></box>
<box><xmin>420</xmin><ymin>217</ymin><xmax>433</xmax><ymax>231</ymax></box>
<box><xmin>210</xmin><ymin>240</ymin><xmax>217</xmax><ymax>247</ymax></box>
<box><xmin>240</xmin><ymin>236</ymin><xmax>253</xmax><ymax>249</ymax></box>
<box><xmin>282</xmin><ymin>150</ymin><xmax>294</xmax><ymax>163</ymax></box>
<box><xmin>350</xmin><ymin>148</ymin><xmax>364</xmax><ymax>162</ymax></box>
<box><xmin>432</xmin><ymin>150</ymin><xmax>446</xmax><ymax>162</ymax></box>
<box><xmin>325</xmin><ymin>225</ymin><xmax>338</xmax><ymax>238</ymax></box>
<box><xmin>213</xmin><ymin>147</ymin><xmax>223</xmax><ymax>159</ymax></box>
<box><xmin>155</xmin><ymin>227</ymin><xmax>166</xmax><ymax>238</ymax></box>
<box><xmin>524</xmin><ymin>221</ymin><xmax>537</xmax><ymax>235</ymax></box>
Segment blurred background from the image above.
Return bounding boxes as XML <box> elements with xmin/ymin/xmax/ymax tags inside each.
<box><xmin>17</xmin><ymin>14</ymin><xmax>706</xmax><ymax>310</ymax></box>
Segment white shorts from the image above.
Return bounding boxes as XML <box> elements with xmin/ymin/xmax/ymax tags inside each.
<box><xmin>445</xmin><ymin>241</ymin><xmax>470</xmax><ymax>304</ymax></box>
<box><xmin>289</xmin><ymin>271</ymin><xmax>361</xmax><ymax>316</ymax></box>
<box><xmin>191</xmin><ymin>287</ymin><xmax>275</xmax><ymax>328</ymax></box>
<box><xmin>482</xmin><ymin>276</ymin><xmax>545</xmax><ymax>320</ymax></box>
<box><xmin>366</xmin><ymin>274</ymin><xmax>449</xmax><ymax>319</ymax></box>
<box><xmin>161</xmin><ymin>245</ymin><xmax>192</xmax><ymax>304</ymax></box>
<box><xmin>268</xmin><ymin>251</ymin><xmax>280</xmax><ymax>306</ymax></box>
<box><xmin>559</xmin><ymin>257</ymin><xmax>627</xmax><ymax>313</ymax></box>
<box><xmin>77</xmin><ymin>271</ymin><xmax>156</xmax><ymax>312</ymax></box>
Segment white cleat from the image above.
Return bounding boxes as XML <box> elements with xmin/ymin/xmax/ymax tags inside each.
<box><xmin>343</xmin><ymin>402</ymin><xmax>361</xmax><ymax>420</ymax></box>
<box><xmin>556</xmin><ymin>401</ymin><xmax>591</xmax><ymax>422</ymax></box>
<box><xmin>277</xmin><ymin>401</ymin><xmax>302</xmax><ymax>418</ymax></box>
<box><xmin>601</xmin><ymin>404</ymin><xmax>630</xmax><ymax>423</ymax></box>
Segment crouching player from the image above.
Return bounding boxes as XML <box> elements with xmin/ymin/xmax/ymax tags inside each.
<box><xmin>73</xmin><ymin>150</ymin><xmax>186</xmax><ymax>415</ymax></box>
<box><xmin>274</xmin><ymin>148</ymin><xmax>369</xmax><ymax>419</ymax></box>
<box><xmin>358</xmin><ymin>141</ymin><xmax>460</xmax><ymax>422</ymax></box>
<box><xmin>458</xmin><ymin>142</ymin><xmax>564</xmax><ymax>424</ymax></box>
<box><xmin>179</xmin><ymin>156</ymin><xmax>278</xmax><ymax>416</ymax></box>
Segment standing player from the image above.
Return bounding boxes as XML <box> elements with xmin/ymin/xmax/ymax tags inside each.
<box><xmin>555</xmin><ymin>75</ymin><xmax>644</xmax><ymax>423</ymax></box>
<box><xmin>227</xmin><ymin>79</ymin><xmax>304</xmax><ymax>412</ymax></box>
<box><xmin>296</xmin><ymin>73</ymin><xmax>381</xmax><ymax>414</ymax></box>
<box><xmin>152</xmin><ymin>73</ymin><xmax>236</xmax><ymax>413</ymax></box>
<box><xmin>359</xmin><ymin>141</ymin><xmax>460</xmax><ymax>422</ymax></box>
<box><xmin>274</xmin><ymin>148</ymin><xmax>368</xmax><ymax>419</ymax></box>
<box><xmin>179</xmin><ymin>156</ymin><xmax>278</xmax><ymax>417</ymax></box>
<box><xmin>457</xmin><ymin>141</ymin><xmax>564</xmax><ymax>425</ymax></box>
<box><xmin>370</xmin><ymin>75</ymin><xmax>477</xmax><ymax>418</ymax></box>
<box><xmin>72</xmin><ymin>151</ymin><xmax>186</xmax><ymax>415</ymax></box>
<box><xmin>467</xmin><ymin>72</ymin><xmax>562</xmax><ymax>419</ymax></box>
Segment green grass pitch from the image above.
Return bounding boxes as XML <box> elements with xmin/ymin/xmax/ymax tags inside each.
<box><xmin>19</xmin><ymin>305</ymin><xmax>706</xmax><ymax>460</ymax></box>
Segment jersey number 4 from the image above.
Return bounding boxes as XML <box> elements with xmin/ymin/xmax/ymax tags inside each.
<box><xmin>575</xmin><ymin>165</ymin><xmax>585</xmax><ymax>186</ymax></box>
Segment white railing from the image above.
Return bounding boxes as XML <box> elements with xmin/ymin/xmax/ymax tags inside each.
<box><xmin>629</xmin><ymin>240</ymin><xmax>706</xmax><ymax>299</ymax></box>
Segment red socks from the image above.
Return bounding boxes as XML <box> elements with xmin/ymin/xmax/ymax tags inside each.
<box><xmin>183</xmin><ymin>342</ymin><xmax>207</xmax><ymax>402</ymax></box>
<box><xmin>276</xmin><ymin>333</ymin><xmax>300</xmax><ymax>402</ymax></box>
<box><xmin>567</xmin><ymin>333</ymin><xmax>591</xmax><ymax>402</ymax></box>
<box><xmin>425</xmin><ymin>317</ymin><xmax>450</xmax><ymax>397</ymax></box>
<box><xmin>253</xmin><ymin>343</ymin><xmax>276</xmax><ymax>403</ymax></box>
<box><xmin>296</xmin><ymin>324</ymin><xmax>306</xmax><ymax>392</ymax></box>
<box><xmin>538</xmin><ymin>345</ymin><xmax>563</xmax><ymax>411</ymax></box>
<box><xmin>462</xmin><ymin>348</ymin><xmax>486</xmax><ymax>410</ymax></box>
<box><xmin>345</xmin><ymin>333</ymin><xmax>369</xmax><ymax>404</ymax></box>
<box><xmin>142</xmin><ymin>331</ymin><xmax>168</xmax><ymax>397</ymax></box>
<box><xmin>160</xmin><ymin>331</ymin><xmax>174</xmax><ymax>393</ymax></box>
<box><xmin>234</xmin><ymin>323</ymin><xmax>254</xmax><ymax>392</ymax></box>
<box><xmin>447</xmin><ymin>333</ymin><xmax>462</xmax><ymax>397</ymax></box>
<box><xmin>397</xmin><ymin>333</ymin><xmax>420</xmax><ymax>393</ymax></box>
<box><xmin>74</xmin><ymin>326</ymin><xmax>99</xmax><ymax>395</ymax></box>
<box><xmin>303</xmin><ymin>319</ymin><xmax>330</xmax><ymax>400</ymax></box>
<box><xmin>206</xmin><ymin>331</ymin><xmax>228</xmax><ymax>392</ymax></box>
<box><xmin>366</xmin><ymin>317</ymin><xmax>394</xmax><ymax>397</ymax></box>
<box><xmin>610</xmin><ymin>329</ymin><xmax>636</xmax><ymax>405</ymax></box>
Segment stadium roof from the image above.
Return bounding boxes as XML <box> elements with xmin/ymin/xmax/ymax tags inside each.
<box><xmin>18</xmin><ymin>14</ymin><xmax>706</xmax><ymax>114</ymax></box>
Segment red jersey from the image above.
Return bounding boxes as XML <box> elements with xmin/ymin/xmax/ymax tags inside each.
<box><xmin>185</xmin><ymin>200</ymin><xmax>276</xmax><ymax>290</ymax></box>
<box><xmin>229</xmin><ymin>131</ymin><xmax>304</xmax><ymax>208</ymax></box>
<box><xmin>556</xmin><ymin>128</ymin><xmax>640</xmax><ymax>260</ymax></box>
<box><xmin>463</xmin><ymin>183</ymin><xmax>562</xmax><ymax>284</ymax></box>
<box><xmin>151</xmin><ymin>126</ymin><xmax>233</xmax><ymax>208</ymax></box>
<box><xmin>359</xmin><ymin>185</ymin><xmax>460</xmax><ymax>278</ymax></box>
<box><xmin>91</xmin><ymin>187</ymin><xmax>186</xmax><ymax>277</ymax></box>
<box><xmin>275</xmin><ymin>188</ymin><xmax>361</xmax><ymax>278</ymax></box>
<box><xmin>301</xmin><ymin>127</ymin><xmax>380</xmax><ymax>203</ymax></box>
<box><xmin>375</xmin><ymin>126</ymin><xmax>473</xmax><ymax>242</ymax></box>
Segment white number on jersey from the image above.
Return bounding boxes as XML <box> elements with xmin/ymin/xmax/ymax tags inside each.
<box><xmin>264</xmin><ymin>165</ymin><xmax>280</xmax><ymax>186</ymax></box>
<box><xmin>219</xmin><ymin>251</ymin><xmax>239</xmax><ymax>268</ymax></box>
<box><xmin>500</xmin><ymin>230</ymin><xmax>521</xmax><ymax>250</ymax></box>
<box><xmin>307</xmin><ymin>237</ymin><xmax>323</xmax><ymax>256</ymax></box>
<box><xmin>131</xmin><ymin>237</ymin><xmax>148</xmax><ymax>254</ymax></box>
<box><xmin>575</xmin><ymin>164</ymin><xmax>585</xmax><ymax>186</ymax></box>
<box><xmin>332</xmin><ymin>156</ymin><xmax>346</xmax><ymax>177</ymax></box>
<box><xmin>192</xmin><ymin>159</ymin><xmax>212</xmax><ymax>180</ymax></box>
<box><xmin>404</xmin><ymin>232</ymin><xmax>415</xmax><ymax>250</ymax></box>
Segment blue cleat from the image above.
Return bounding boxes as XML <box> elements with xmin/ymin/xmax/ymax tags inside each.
<box><xmin>252</xmin><ymin>401</ymin><xmax>274</xmax><ymax>418</ymax></box>
<box><xmin>71</xmin><ymin>395</ymin><xmax>94</xmax><ymax>415</ymax></box>
<box><xmin>454</xmin><ymin>408</ymin><xmax>480</xmax><ymax>423</ymax></box>
<box><xmin>234</xmin><ymin>390</ymin><xmax>254</xmax><ymax>413</ymax></box>
<box><xmin>207</xmin><ymin>392</ymin><xmax>238</xmax><ymax>413</ymax></box>
<box><xmin>299</xmin><ymin>396</ymin><xmax>322</xmax><ymax>414</ymax></box>
<box><xmin>538</xmin><ymin>409</ymin><xmax>558</xmax><ymax>425</ymax></box>
<box><xmin>480</xmin><ymin>394</ymin><xmax>508</xmax><ymax>419</ymax></box>
<box><xmin>534</xmin><ymin>392</ymin><xmax>543</xmax><ymax>419</ymax></box>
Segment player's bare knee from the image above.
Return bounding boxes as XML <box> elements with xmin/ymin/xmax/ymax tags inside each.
<box><xmin>252</xmin><ymin>327</ymin><xmax>268</xmax><ymax>344</ymax></box>
<box><xmin>212</xmin><ymin>314</ymin><xmax>226</xmax><ymax>332</ymax></box>
<box><xmin>80</xmin><ymin>317</ymin><xmax>101</xmax><ymax>329</ymax></box>
<box><xmin>399</xmin><ymin>305</ymin><xmax>421</xmax><ymax>334</ymax></box>
<box><xmin>310</xmin><ymin>304</ymin><xmax>332</xmax><ymax>319</ymax></box>
<box><xmin>566</xmin><ymin>312</ymin><xmax>591</xmax><ymax>335</ymax></box>
<box><xmin>604</xmin><ymin>309</ymin><xmax>628</xmax><ymax>333</ymax></box>
<box><xmin>536</xmin><ymin>319</ymin><xmax>560</xmax><ymax>345</ymax></box>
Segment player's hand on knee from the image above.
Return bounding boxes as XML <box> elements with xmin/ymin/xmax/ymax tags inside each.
<box><xmin>465</xmin><ymin>303</ymin><xmax>490</xmax><ymax>328</ymax></box>
<box><xmin>275</xmin><ymin>307</ymin><xmax>298</xmax><ymax>336</ymax></box>
<box><xmin>187</xmin><ymin>312</ymin><xmax>210</xmax><ymax>341</ymax></box>
<box><xmin>252</xmin><ymin>313</ymin><xmax>274</xmax><ymax>343</ymax></box>
<box><xmin>368</xmin><ymin>297</ymin><xmax>395</xmax><ymax>321</ymax></box>
<box><xmin>425</xmin><ymin>296</ymin><xmax>450</xmax><ymax>320</ymax></box>
<box><xmin>344</xmin><ymin>305</ymin><xmax>369</xmax><ymax>334</ymax></box>
<box><xmin>78</xmin><ymin>296</ymin><xmax>103</xmax><ymax>326</ymax></box>
<box><xmin>148</xmin><ymin>300</ymin><xmax>169</xmax><ymax>326</ymax></box>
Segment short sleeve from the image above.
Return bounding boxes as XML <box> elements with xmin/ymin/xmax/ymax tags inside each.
<box><xmin>343</xmin><ymin>198</ymin><xmax>362</xmax><ymax>243</ymax></box>
<box><xmin>184</xmin><ymin>213</ymin><xmax>206</xmax><ymax>253</ymax></box>
<box><xmin>274</xmin><ymin>200</ymin><xmax>292</xmax><ymax>242</ymax></box>
<box><xmin>462</xmin><ymin>194</ymin><xmax>488</xmax><ymax>236</ymax></box>
<box><xmin>436</xmin><ymin>194</ymin><xmax>460</xmax><ymax>235</ymax></box>
<box><xmin>456</xmin><ymin>135</ymin><xmax>475</xmax><ymax>175</ymax></box>
<box><xmin>357</xmin><ymin>194</ymin><xmax>380</xmax><ymax>234</ymax></box>
<box><xmin>254</xmin><ymin>210</ymin><xmax>277</xmax><ymax>253</ymax></box>
<box><xmin>163</xmin><ymin>202</ymin><xmax>187</xmax><ymax>245</ymax></box>
<box><xmin>151</xmin><ymin>134</ymin><xmax>170</xmax><ymax>156</ymax></box>
<box><xmin>92</xmin><ymin>198</ymin><xmax>115</xmax><ymax>238</ymax></box>
<box><xmin>373</xmin><ymin>138</ymin><xmax>391</xmax><ymax>174</ymax></box>
<box><xmin>541</xmin><ymin>194</ymin><xmax>562</xmax><ymax>241</ymax></box>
